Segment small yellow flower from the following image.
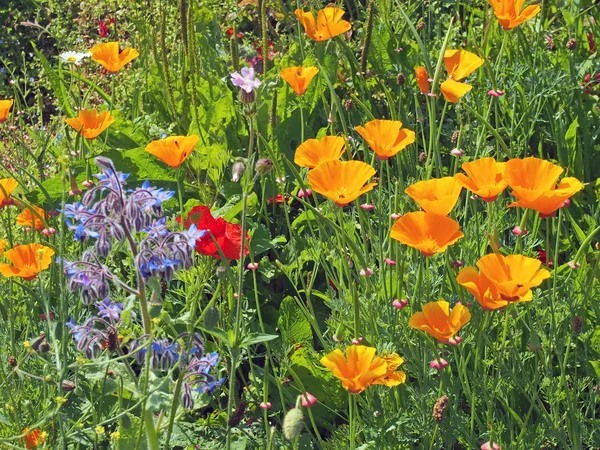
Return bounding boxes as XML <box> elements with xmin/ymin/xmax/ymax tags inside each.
<box><xmin>95</xmin><ymin>425</ymin><xmax>105</xmax><ymax>434</ymax></box>
<box><xmin>55</xmin><ymin>396</ymin><xmax>67</xmax><ymax>405</ymax></box>
<box><xmin>111</xmin><ymin>431</ymin><xmax>120</xmax><ymax>440</ymax></box>
<box><xmin>76</xmin><ymin>355</ymin><xmax>88</xmax><ymax>365</ymax></box>
<box><xmin>152</xmin><ymin>317</ymin><xmax>160</xmax><ymax>326</ymax></box>
<box><xmin>23</xmin><ymin>341</ymin><xmax>32</xmax><ymax>349</ymax></box>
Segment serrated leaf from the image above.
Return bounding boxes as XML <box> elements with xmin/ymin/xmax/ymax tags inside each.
<box><xmin>277</xmin><ymin>296</ymin><xmax>313</xmax><ymax>347</ymax></box>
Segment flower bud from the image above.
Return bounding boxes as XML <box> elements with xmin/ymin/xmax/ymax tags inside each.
<box><xmin>232</xmin><ymin>161</ymin><xmax>245</xmax><ymax>182</ymax></box>
<box><xmin>255</xmin><ymin>158</ymin><xmax>273</xmax><ymax>176</ymax></box>
<box><xmin>283</xmin><ymin>408</ymin><xmax>304</xmax><ymax>441</ymax></box>
<box><xmin>239</xmin><ymin>89</ymin><xmax>256</xmax><ymax>104</ymax></box>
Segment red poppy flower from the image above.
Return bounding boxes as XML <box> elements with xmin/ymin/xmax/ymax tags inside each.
<box><xmin>267</xmin><ymin>194</ymin><xmax>291</xmax><ymax>205</ymax></box>
<box><xmin>537</xmin><ymin>250</ymin><xmax>553</xmax><ymax>268</ymax></box>
<box><xmin>178</xmin><ymin>206</ymin><xmax>249</xmax><ymax>260</ymax></box>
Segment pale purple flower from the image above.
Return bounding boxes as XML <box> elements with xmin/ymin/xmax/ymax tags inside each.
<box><xmin>230</xmin><ymin>67</ymin><xmax>261</xmax><ymax>93</ymax></box>
<box><xmin>450</xmin><ymin>148</ymin><xmax>465</xmax><ymax>157</ymax></box>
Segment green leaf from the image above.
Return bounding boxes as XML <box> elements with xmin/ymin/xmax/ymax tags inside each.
<box><xmin>32</xmin><ymin>43</ymin><xmax>74</xmax><ymax>117</ymax></box>
<box><xmin>591</xmin><ymin>361</ymin><xmax>600</xmax><ymax>379</ymax></box>
<box><xmin>117</xmin><ymin>413</ymin><xmax>147</xmax><ymax>450</ymax></box>
<box><xmin>277</xmin><ymin>296</ymin><xmax>313</xmax><ymax>347</ymax></box>
<box><xmin>240</xmin><ymin>333</ymin><xmax>279</xmax><ymax>347</ymax></box>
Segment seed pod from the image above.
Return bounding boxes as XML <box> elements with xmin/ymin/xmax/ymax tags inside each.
<box><xmin>283</xmin><ymin>407</ymin><xmax>304</xmax><ymax>441</ymax></box>
<box><xmin>433</xmin><ymin>395</ymin><xmax>449</xmax><ymax>423</ymax></box>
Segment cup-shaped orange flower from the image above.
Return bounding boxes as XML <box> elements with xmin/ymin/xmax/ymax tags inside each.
<box><xmin>390</xmin><ymin>211</ymin><xmax>464</xmax><ymax>256</ymax></box>
<box><xmin>489</xmin><ymin>0</ymin><xmax>541</xmax><ymax>30</ymax></box>
<box><xmin>504</xmin><ymin>157</ymin><xmax>583</xmax><ymax>217</ymax></box>
<box><xmin>307</xmin><ymin>160</ymin><xmax>377</xmax><ymax>206</ymax></box>
<box><xmin>354</xmin><ymin>119</ymin><xmax>415</xmax><ymax>160</ymax></box>
<box><xmin>0</xmin><ymin>243</ymin><xmax>55</xmax><ymax>281</ymax></box>
<box><xmin>0</xmin><ymin>99</ymin><xmax>14</xmax><ymax>123</ymax></box>
<box><xmin>454</xmin><ymin>157</ymin><xmax>507</xmax><ymax>202</ymax></box>
<box><xmin>320</xmin><ymin>345</ymin><xmax>406</xmax><ymax>394</ymax></box>
<box><xmin>409</xmin><ymin>300</ymin><xmax>471</xmax><ymax>343</ymax></box>
<box><xmin>476</xmin><ymin>253</ymin><xmax>550</xmax><ymax>301</ymax></box>
<box><xmin>90</xmin><ymin>42</ymin><xmax>139</xmax><ymax>72</ymax></box>
<box><xmin>457</xmin><ymin>267</ymin><xmax>511</xmax><ymax>310</ymax></box>
<box><xmin>295</xmin><ymin>136</ymin><xmax>346</xmax><ymax>168</ymax></box>
<box><xmin>405</xmin><ymin>177</ymin><xmax>463</xmax><ymax>216</ymax></box>
<box><xmin>22</xmin><ymin>427</ymin><xmax>45</xmax><ymax>450</ymax></box>
<box><xmin>145</xmin><ymin>135</ymin><xmax>200</xmax><ymax>168</ymax></box>
<box><xmin>415</xmin><ymin>66</ymin><xmax>430</xmax><ymax>93</ymax></box>
<box><xmin>281</xmin><ymin>66</ymin><xmax>319</xmax><ymax>95</ymax></box>
<box><xmin>65</xmin><ymin>109</ymin><xmax>115</xmax><ymax>140</ymax></box>
<box><xmin>0</xmin><ymin>178</ymin><xmax>18</xmax><ymax>206</ymax></box>
<box><xmin>295</xmin><ymin>8</ymin><xmax>351</xmax><ymax>42</ymax></box>
<box><xmin>16</xmin><ymin>205</ymin><xmax>47</xmax><ymax>231</ymax></box>
<box><xmin>440</xmin><ymin>50</ymin><xmax>484</xmax><ymax>103</ymax></box>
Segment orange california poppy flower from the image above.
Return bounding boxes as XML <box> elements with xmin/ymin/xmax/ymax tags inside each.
<box><xmin>294</xmin><ymin>136</ymin><xmax>346</xmax><ymax>168</ymax></box>
<box><xmin>354</xmin><ymin>119</ymin><xmax>416</xmax><ymax>160</ymax></box>
<box><xmin>0</xmin><ymin>243</ymin><xmax>55</xmax><ymax>281</ymax></box>
<box><xmin>145</xmin><ymin>135</ymin><xmax>200</xmax><ymax>168</ymax></box>
<box><xmin>16</xmin><ymin>205</ymin><xmax>47</xmax><ymax>231</ymax></box>
<box><xmin>0</xmin><ymin>178</ymin><xmax>18</xmax><ymax>206</ymax></box>
<box><xmin>488</xmin><ymin>0</ymin><xmax>541</xmax><ymax>30</ymax></box>
<box><xmin>280</xmin><ymin>66</ymin><xmax>319</xmax><ymax>95</ymax></box>
<box><xmin>65</xmin><ymin>109</ymin><xmax>115</xmax><ymax>140</ymax></box>
<box><xmin>307</xmin><ymin>160</ymin><xmax>377</xmax><ymax>206</ymax></box>
<box><xmin>440</xmin><ymin>50</ymin><xmax>484</xmax><ymax>103</ymax></box>
<box><xmin>0</xmin><ymin>239</ymin><xmax>8</xmax><ymax>254</ymax></box>
<box><xmin>294</xmin><ymin>8</ymin><xmax>351</xmax><ymax>42</ymax></box>
<box><xmin>476</xmin><ymin>253</ymin><xmax>550</xmax><ymax>301</ymax></box>
<box><xmin>408</xmin><ymin>300</ymin><xmax>471</xmax><ymax>343</ymax></box>
<box><xmin>390</xmin><ymin>211</ymin><xmax>464</xmax><ymax>256</ymax></box>
<box><xmin>454</xmin><ymin>157</ymin><xmax>507</xmax><ymax>202</ymax></box>
<box><xmin>415</xmin><ymin>66</ymin><xmax>430</xmax><ymax>93</ymax></box>
<box><xmin>0</xmin><ymin>99</ymin><xmax>14</xmax><ymax>123</ymax></box>
<box><xmin>405</xmin><ymin>177</ymin><xmax>463</xmax><ymax>216</ymax></box>
<box><xmin>504</xmin><ymin>157</ymin><xmax>583</xmax><ymax>217</ymax></box>
<box><xmin>457</xmin><ymin>267</ymin><xmax>508</xmax><ymax>310</ymax></box>
<box><xmin>320</xmin><ymin>345</ymin><xmax>406</xmax><ymax>394</ymax></box>
<box><xmin>22</xmin><ymin>427</ymin><xmax>45</xmax><ymax>450</ymax></box>
<box><xmin>90</xmin><ymin>42</ymin><xmax>139</xmax><ymax>72</ymax></box>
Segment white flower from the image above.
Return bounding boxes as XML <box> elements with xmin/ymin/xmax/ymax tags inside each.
<box><xmin>230</xmin><ymin>67</ymin><xmax>261</xmax><ymax>93</ymax></box>
<box><xmin>60</xmin><ymin>51</ymin><xmax>92</xmax><ymax>65</ymax></box>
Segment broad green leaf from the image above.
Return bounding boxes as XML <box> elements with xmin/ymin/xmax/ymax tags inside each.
<box><xmin>277</xmin><ymin>296</ymin><xmax>313</xmax><ymax>347</ymax></box>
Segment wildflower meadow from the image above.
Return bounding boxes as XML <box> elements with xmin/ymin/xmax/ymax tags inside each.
<box><xmin>1</xmin><ymin>0</ymin><xmax>600</xmax><ymax>448</ymax></box>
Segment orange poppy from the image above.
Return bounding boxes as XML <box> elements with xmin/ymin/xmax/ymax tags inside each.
<box><xmin>22</xmin><ymin>427</ymin><xmax>45</xmax><ymax>449</ymax></box>
<box><xmin>0</xmin><ymin>99</ymin><xmax>14</xmax><ymax>123</ymax></box>
<box><xmin>390</xmin><ymin>211</ymin><xmax>464</xmax><ymax>256</ymax></box>
<box><xmin>280</xmin><ymin>66</ymin><xmax>319</xmax><ymax>95</ymax></box>
<box><xmin>145</xmin><ymin>135</ymin><xmax>199</xmax><ymax>168</ymax></box>
<box><xmin>294</xmin><ymin>8</ymin><xmax>351</xmax><ymax>42</ymax></box>
<box><xmin>354</xmin><ymin>119</ymin><xmax>416</xmax><ymax>160</ymax></box>
<box><xmin>440</xmin><ymin>50</ymin><xmax>484</xmax><ymax>103</ymax></box>
<box><xmin>307</xmin><ymin>160</ymin><xmax>377</xmax><ymax>206</ymax></box>
<box><xmin>475</xmin><ymin>253</ymin><xmax>550</xmax><ymax>301</ymax></box>
<box><xmin>15</xmin><ymin>205</ymin><xmax>47</xmax><ymax>231</ymax></box>
<box><xmin>0</xmin><ymin>243</ymin><xmax>55</xmax><ymax>281</ymax></box>
<box><xmin>415</xmin><ymin>66</ymin><xmax>430</xmax><ymax>93</ymax></box>
<box><xmin>454</xmin><ymin>157</ymin><xmax>507</xmax><ymax>202</ymax></box>
<box><xmin>0</xmin><ymin>239</ymin><xmax>8</xmax><ymax>255</ymax></box>
<box><xmin>90</xmin><ymin>42</ymin><xmax>139</xmax><ymax>72</ymax></box>
<box><xmin>405</xmin><ymin>177</ymin><xmax>463</xmax><ymax>216</ymax></box>
<box><xmin>457</xmin><ymin>267</ymin><xmax>510</xmax><ymax>310</ymax></box>
<box><xmin>65</xmin><ymin>109</ymin><xmax>115</xmax><ymax>140</ymax></box>
<box><xmin>0</xmin><ymin>178</ymin><xmax>18</xmax><ymax>206</ymax></box>
<box><xmin>408</xmin><ymin>300</ymin><xmax>471</xmax><ymax>343</ymax></box>
<box><xmin>294</xmin><ymin>136</ymin><xmax>346</xmax><ymax>168</ymax></box>
<box><xmin>320</xmin><ymin>345</ymin><xmax>406</xmax><ymax>394</ymax></box>
<box><xmin>504</xmin><ymin>157</ymin><xmax>583</xmax><ymax>217</ymax></box>
<box><xmin>488</xmin><ymin>0</ymin><xmax>541</xmax><ymax>30</ymax></box>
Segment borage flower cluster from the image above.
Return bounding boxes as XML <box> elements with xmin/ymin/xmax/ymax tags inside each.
<box><xmin>61</xmin><ymin>157</ymin><xmax>205</xmax><ymax>304</ymax></box>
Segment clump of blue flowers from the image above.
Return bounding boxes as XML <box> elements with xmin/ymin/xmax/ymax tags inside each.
<box><xmin>61</xmin><ymin>157</ymin><xmax>205</xmax><ymax>305</ymax></box>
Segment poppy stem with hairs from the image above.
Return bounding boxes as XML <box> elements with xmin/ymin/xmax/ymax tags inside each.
<box><xmin>177</xmin><ymin>168</ymin><xmax>185</xmax><ymax>230</ymax></box>
<box><xmin>545</xmin><ymin>216</ymin><xmax>557</xmax><ymax>350</ymax></box>
<box><xmin>348</xmin><ymin>392</ymin><xmax>357</xmax><ymax>450</ymax></box>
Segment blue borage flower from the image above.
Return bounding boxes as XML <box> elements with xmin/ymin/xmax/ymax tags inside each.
<box><xmin>95</xmin><ymin>297</ymin><xmax>123</xmax><ymax>322</ymax></box>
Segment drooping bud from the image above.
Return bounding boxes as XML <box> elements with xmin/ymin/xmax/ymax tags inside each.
<box><xmin>232</xmin><ymin>161</ymin><xmax>245</xmax><ymax>182</ymax></box>
<box><xmin>255</xmin><ymin>158</ymin><xmax>273</xmax><ymax>176</ymax></box>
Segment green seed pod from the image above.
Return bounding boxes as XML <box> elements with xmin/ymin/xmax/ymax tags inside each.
<box><xmin>282</xmin><ymin>408</ymin><xmax>304</xmax><ymax>441</ymax></box>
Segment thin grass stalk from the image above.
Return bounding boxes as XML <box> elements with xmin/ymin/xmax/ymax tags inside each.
<box><xmin>359</xmin><ymin>0</ymin><xmax>375</xmax><ymax>75</ymax></box>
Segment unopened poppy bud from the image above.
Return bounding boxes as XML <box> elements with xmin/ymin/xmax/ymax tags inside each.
<box><xmin>384</xmin><ymin>258</ymin><xmax>396</xmax><ymax>266</ymax></box>
<box><xmin>418</xmin><ymin>152</ymin><xmax>427</xmax><ymax>162</ymax></box>
<box><xmin>232</xmin><ymin>161</ymin><xmax>245</xmax><ymax>182</ymax></box>
<box><xmin>360</xmin><ymin>203</ymin><xmax>375</xmax><ymax>211</ymax></box>
<box><xmin>450</xmin><ymin>148</ymin><xmax>464</xmax><ymax>157</ymax></box>
<box><xmin>42</xmin><ymin>228</ymin><xmax>56</xmax><ymax>236</ymax></box>
<box><xmin>390</xmin><ymin>213</ymin><xmax>402</xmax><ymax>220</ymax></box>
<box><xmin>447</xmin><ymin>336</ymin><xmax>462</xmax><ymax>345</ymax></box>
<box><xmin>568</xmin><ymin>260</ymin><xmax>580</xmax><ymax>270</ymax></box>
<box><xmin>392</xmin><ymin>298</ymin><xmax>409</xmax><ymax>309</ymax></box>
<box><xmin>283</xmin><ymin>408</ymin><xmax>304</xmax><ymax>441</ymax></box>
<box><xmin>260</xmin><ymin>401</ymin><xmax>272</xmax><ymax>409</ymax></box>
<box><xmin>512</xmin><ymin>226</ymin><xmax>527</xmax><ymax>236</ymax></box>
<box><xmin>81</xmin><ymin>180</ymin><xmax>94</xmax><ymax>188</ymax></box>
<box><xmin>351</xmin><ymin>337</ymin><xmax>363</xmax><ymax>345</ymax></box>
<box><xmin>396</xmin><ymin>73</ymin><xmax>405</xmax><ymax>85</ymax></box>
<box><xmin>297</xmin><ymin>188</ymin><xmax>312</xmax><ymax>198</ymax></box>
<box><xmin>39</xmin><ymin>340</ymin><xmax>50</xmax><ymax>353</ymax></box>
<box><xmin>255</xmin><ymin>158</ymin><xmax>273</xmax><ymax>176</ymax></box>
<box><xmin>359</xmin><ymin>268</ymin><xmax>373</xmax><ymax>277</ymax></box>
<box><xmin>69</xmin><ymin>174</ymin><xmax>82</xmax><ymax>196</ymax></box>
<box><xmin>247</xmin><ymin>262</ymin><xmax>259</xmax><ymax>270</ymax></box>
<box><xmin>481</xmin><ymin>442</ymin><xmax>501</xmax><ymax>450</ymax></box>
<box><xmin>300</xmin><ymin>392</ymin><xmax>317</xmax><ymax>407</ymax></box>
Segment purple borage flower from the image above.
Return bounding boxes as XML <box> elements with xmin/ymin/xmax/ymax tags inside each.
<box><xmin>95</xmin><ymin>297</ymin><xmax>124</xmax><ymax>322</ymax></box>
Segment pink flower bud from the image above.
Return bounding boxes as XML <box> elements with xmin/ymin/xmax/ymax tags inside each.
<box><xmin>429</xmin><ymin>358</ymin><xmax>448</xmax><ymax>370</ymax></box>
<box><xmin>42</xmin><ymin>227</ymin><xmax>56</xmax><ymax>236</ymax></box>
<box><xmin>300</xmin><ymin>392</ymin><xmax>317</xmax><ymax>407</ymax></box>
<box><xmin>359</xmin><ymin>268</ymin><xmax>374</xmax><ymax>277</ymax></box>
<box><xmin>298</xmin><ymin>188</ymin><xmax>312</xmax><ymax>198</ymax></box>
<box><xmin>496</xmin><ymin>90</ymin><xmax>505</xmax><ymax>96</ymax></box>
<box><xmin>561</xmin><ymin>198</ymin><xmax>571</xmax><ymax>208</ymax></box>
<box><xmin>81</xmin><ymin>180</ymin><xmax>94</xmax><ymax>188</ymax></box>
<box><xmin>390</xmin><ymin>213</ymin><xmax>402</xmax><ymax>220</ymax></box>
<box><xmin>392</xmin><ymin>299</ymin><xmax>409</xmax><ymax>309</ymax></box>
<box><xmin>447</xmin><ymin>336</ymin><xmax>463</xmax><ymax>345</ymax></box>
<box><xmin>247</xmin><ymin>262</ymin><xmax>259</xmax><ymax>271</ymax></box>
<box><xmin>481</xmin><ymin>441</ymin><xmax>500</xmax><ymax>450</ymax></box>
<box><xmin>512</xmin><ymin>226</ymin><xmax>527</xmax><ymax>236</ymax></box>
<box><xmin>384</xmin><ymin>258</ymin><xmax>396</xmax><ymax>266</ymax></box>
<box><xmin>450</xmin><ymin>148</ymin><xmax>465</xmax><ymax>157</ymax></box>
<box><xmin>351</xmin><ymin>337</ymin><xmax>363</xmax><ymax>345</ymax></box>
<box><xmin>488</xmin><ymin>90</ymin><xmax>500</xmax><ymax>97</ymax></box>
<box><xmin>360</xmin><ymin>203</ymin><xmax>375</xmax><ymax>211</ymax></box>
<box><xmin>568</xmin><ymin>260</ymin><xmax>580</xmax><ymax>270</ymax></box>
<box><xmin>260</xmin><ymin>401</ymin><xmax>272</xmax><ymax>409</ymax></box>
